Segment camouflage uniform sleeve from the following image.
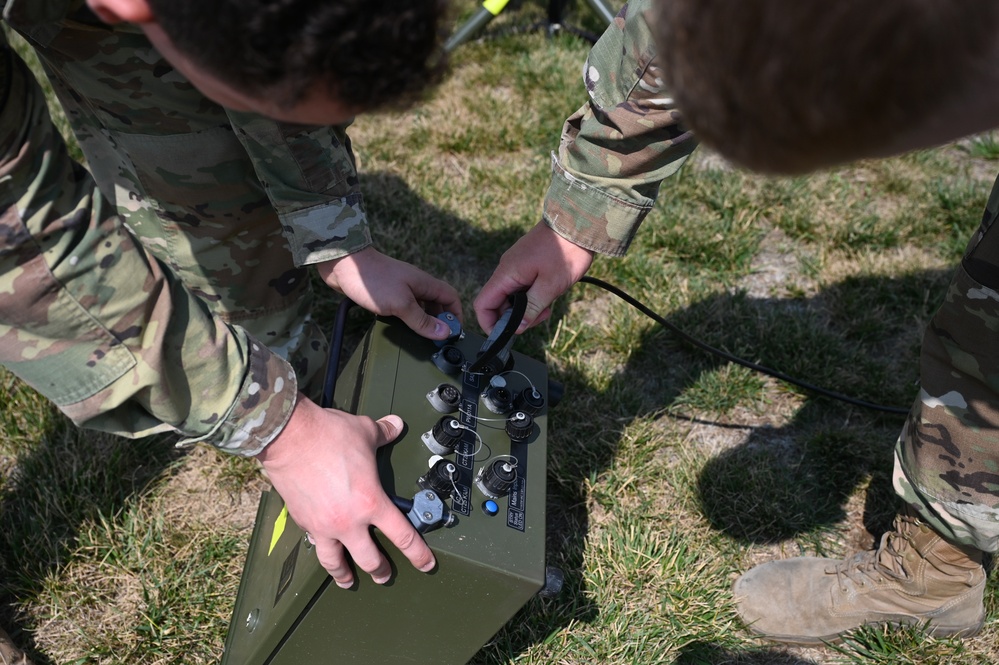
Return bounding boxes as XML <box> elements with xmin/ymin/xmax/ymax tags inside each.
<box><xmin>0</xmin><ymin>40</ymin><xmax>296</xmax><ymax>458</ymax></box>
<box><xmin>543</xmin><ymin>0</ymin><xmax>697</xmax><ymax>257</ymax></box>
<box><xmin>226</xmin><ymin>112</ymin><xmax>373</xmax><ymax>266</ymax></box>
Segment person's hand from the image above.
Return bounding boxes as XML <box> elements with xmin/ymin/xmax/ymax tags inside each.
<box><xmin>255</xmin><ymin>395</ymin><xmax>435</xmax><ymax>588</ymax></box>
<box><xmin>475</xmin><ymin>221</ymin><xmax>595</xmax><ymax>333</ymax></box>
<box><xmin>317</xmin><ymin>247</ymin><xmax>463</xmax><ymax>340</ymax></box>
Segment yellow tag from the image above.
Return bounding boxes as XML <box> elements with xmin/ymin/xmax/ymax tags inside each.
<box><xmin>268</xmin><ymin>505</ymin><xmax>289</xmax><ymax>556</ymax></box>
<box><xmin>482</xmin><ymin>0</ymin><xmax>509</xmax><ymax>16</ymax></box>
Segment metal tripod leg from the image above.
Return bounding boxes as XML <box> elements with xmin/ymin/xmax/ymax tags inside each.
<box><xmin>583</xmin><ymin>0</ymin><xmax>617</xmax><ymax>24</ymax></box>
<box><xmin>444</xmin><ymin>0</ymin><xmax>618</xmax><ymax>53</ymax></box>
<box><xmin>444</xmin><ymin>0</ymin><xmax>512</xmax><ymax>52</ymax></box>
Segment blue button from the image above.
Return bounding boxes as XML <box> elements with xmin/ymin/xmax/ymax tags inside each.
<box><xmin>483</xmin><ymin>500</ymin><xmax>499</xmax><ymax>516</ymax></box>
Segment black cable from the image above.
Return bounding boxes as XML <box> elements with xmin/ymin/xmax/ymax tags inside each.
<box><xmin>467</xmin><ymin>290</ymin><xmax>528</xmax><ymax>374</ymax></box>
<box><xmin>320</xmin><ymin>298</ymin><xmax>356</xmax><ymax>409</ymax></box>
<box><xmin>579</xmin><ymin>275</ymin><xmax>910</xmax><ymax>416</ymax></box>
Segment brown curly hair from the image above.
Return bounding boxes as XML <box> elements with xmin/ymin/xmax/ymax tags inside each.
<box><xmin>146</xmin><ymin>0</ymin><xmax>450</xmax><ymax>113</ymax></box>
<box><xmin>655</xmin><ymin>0</ymin><xmax>999</xmax><ymax>174</ymax></box>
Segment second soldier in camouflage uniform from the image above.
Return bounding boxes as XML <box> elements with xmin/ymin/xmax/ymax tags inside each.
<box><xmin>476</xmin><ymin>0</ymin><xmax>995</xmax><ymax>645</ymax></box>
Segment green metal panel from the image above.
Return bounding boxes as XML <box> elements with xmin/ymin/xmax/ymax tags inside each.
<box><xmin>222</xmin><ymin>317</ymin><xmax>550</xmax><ymax>665</ymax></box>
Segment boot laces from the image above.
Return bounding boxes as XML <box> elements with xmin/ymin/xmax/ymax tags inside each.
<box><xmin>832</xmin><ymin>516</ymin><xmax>918</xmax><ymax>591</ymax></box>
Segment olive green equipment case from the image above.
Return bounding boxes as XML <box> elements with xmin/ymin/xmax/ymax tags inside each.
<box><xmin>222</xmin><ymin>316</ymin><xmax>558</xmax><ymax>664</ymax></box>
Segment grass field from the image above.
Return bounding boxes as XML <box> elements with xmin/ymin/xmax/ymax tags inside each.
<box><xmin>3</xmin><ymin>2</ymin><xmax>999</xmax><ymax>663</ymax></box>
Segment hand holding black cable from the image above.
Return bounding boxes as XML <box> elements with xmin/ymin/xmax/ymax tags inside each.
<box><xmin>468</xmin><ymin>290</ymin><xmax>528</xmax><ymax>375</ymax></box>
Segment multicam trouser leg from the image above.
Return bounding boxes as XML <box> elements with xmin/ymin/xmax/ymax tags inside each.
<box><xmin>895</xmin><ymin>174</ymin><xmax>999</xmax><ymax>552</ymax></box>
<box><xmin>2</xmin><ymin>8</ymin><xmax>327</xmax><ymax>444</ymax></box>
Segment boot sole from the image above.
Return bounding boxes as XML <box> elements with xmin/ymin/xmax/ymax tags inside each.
<box><xmin>743</xmin><ymin>613</ymin><xmax>986</xmax><ymax>646</ymax></box>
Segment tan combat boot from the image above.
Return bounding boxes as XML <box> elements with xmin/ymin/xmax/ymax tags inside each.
<box><xmin>0</xmin><ymin>625</ymin><xmax>33</xmax><ymax>665</ymax></box>
<box><xmin>732</xmin><ymin>510</ymin><xmax>986</xmax><ymax>644</ymax></box>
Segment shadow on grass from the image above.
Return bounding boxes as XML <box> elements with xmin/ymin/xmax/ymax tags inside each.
<box><xmin>695</xmin><ymin>403</ymin><xmax>903</xmax><ymax>547</ymax></box>
<box><xmin>558</xmin><ymin>268</ymin><xmax>955</xmax><ymax>546</ymax></box>
<box><xmin>670</xmin><ymin>273</ymin><xmax>947</xmax><ymax>545</ymax></box>
<box><xmin>673</xmin><ymin>641</ymin><xmax>819</xmax><ymax>665</ymax></box>
<box><xmin>0</xmin><ymin>407</ymin><xmax>181</xmax><ymax>665</ymax></box>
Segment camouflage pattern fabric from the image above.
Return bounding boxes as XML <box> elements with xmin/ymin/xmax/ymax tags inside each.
<box><xmin>542</xmin><ymin>0</ymin><xmax>697</xmax><ymax>257</ymax></box>
<box><xmin>0</xmin><ymin>1</ymin><xmax>372</xmax><ymax>455</ymax></box>
<box><xmin>894</xmin><ymin>176</ymin><xmax>999</xmax><ymax>552</ymax></box>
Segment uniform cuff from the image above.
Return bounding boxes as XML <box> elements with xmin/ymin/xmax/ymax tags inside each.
<box><xmin>279</xmin><ymin>194</ymin><xmax>373</xmax><ymax>265</ymax></box>
<box><xmin>178</xmin><ymin>338</ymin><xmax>298</xmax><ymax>457</ymax></box>
<box><xmin>542</xmin><ymin>153</ymin><xmax>653</xmax><ymax>257</ymax></box>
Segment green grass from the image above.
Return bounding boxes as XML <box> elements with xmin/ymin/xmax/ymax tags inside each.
<box><xmin>4</xmin><ymin>2</ymin><xmax>999</xmax><ymax>664</ymax></box>
<box><xmin>963</xmin><ymin>131</ymin><xmax>999</xmax><ymax>161</ymax></box>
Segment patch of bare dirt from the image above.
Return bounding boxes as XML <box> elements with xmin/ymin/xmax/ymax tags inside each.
<box><xmin>740</xmin><ymin>228</ymin><xmax>818</xmax><ymax>300</ymax></box>
<box><xmin>153</xmin><ymin>446</ymin><xmax>269</xmax><ymax>534</ymax></box>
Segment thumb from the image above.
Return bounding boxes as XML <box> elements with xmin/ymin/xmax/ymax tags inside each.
<box><xmin>374</xmin><ymin>414</ymin><xmax>405</xmax><ymax>447</ymax></box>
<box><xmin>402</xmin><ymin>307</ymin><xmax>452</xmax><ymax>341</ymax></box>
<box><xmin>518</xmin><ymin>286</ymin><xmax>554</xmax><ymax>332</ymax></box>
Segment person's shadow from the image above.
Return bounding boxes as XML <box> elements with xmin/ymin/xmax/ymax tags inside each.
<box><xmin>0</xmin><ymin>392</ymin><xmax>181</xmax><ymax>663</ymax></box>
<box><xmin>645</xmin><ymin>272</ymin><xmax>941</xmax><ymax>543</ymax></box>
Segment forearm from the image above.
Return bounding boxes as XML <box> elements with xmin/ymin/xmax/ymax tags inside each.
<box><xmin>544</xmin><ymin>0</ymin><xmax>697</xmax><ymax>256</ymax></box>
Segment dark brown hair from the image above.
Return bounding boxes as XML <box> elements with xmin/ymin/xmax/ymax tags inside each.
<box><xmin>147</xmin><ymin>0</ymin><xmax>450</xmax><ymax>113</ymax></box>
<box><xmin>655</xmin><ymin>1</ymin><xmax>999</xmax><ymax>173</ymax></box>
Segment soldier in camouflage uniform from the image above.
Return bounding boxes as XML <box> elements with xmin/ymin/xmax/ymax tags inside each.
<box><xmin>1</xmin><ymin>1</ymin><xmax>456</xmax><ymax>659</ymax></box>
<box><xmin>477</xmin><ymin>0</ymin><xmax>997</xmax><ymax>646</ymax></box>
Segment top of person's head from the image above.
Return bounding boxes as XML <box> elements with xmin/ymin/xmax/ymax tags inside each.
<box><xmin>131</xmin><ymin>0</ymin><xmax>450</xmax><ymax>120</ymax></box>
<box><xmin>654</xmin><ymin>0</ymin><xmax>999</xmax><ymax>174</ymax></box>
